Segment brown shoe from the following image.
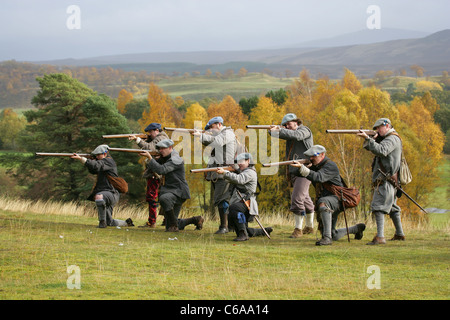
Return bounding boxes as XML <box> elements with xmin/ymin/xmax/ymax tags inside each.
<box><xmin>289</xmin><ymin>228</ymin><xmax>303</xmax><ymax>238</ymax></box>
<box><xmin>302</xmin><ymin>226</ymin><xmax>314</xmax><ymax>235</ymax></box>
<box><xmin>367</xmin><ymin>236</ymin><xmax>386</xmax><ymax>245</ymax></box>
<box><xmin>138</xmin><ymin>221</ymin><xmax>156</xmax><ymax>228</ymax></box>
<box><xmin>390</xmin><ymin>234</ymin><xmax>405</xmax><ymax>241</ymax></box>
<box><xmin>194</xmin><ymin>216</ymin><xmax>204</xmax><ymax>230</ymax></box>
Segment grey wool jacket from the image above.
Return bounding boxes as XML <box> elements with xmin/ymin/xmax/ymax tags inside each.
<box><xmin>224</xmin><ymin>166</ymin><xmax>259</xmax><ymax>216</ymax></box>
<box><xmin>269</xmin><ymin>125</ymin><xmax>314</xmax><ymax>177</ymax></box>
<box><xmin>147</xmin><ymin>150</ymin><xmax>190</xmax><ymax>200</ymax></box>
<box><xmin>137</xmin><ymin>131</ymin><xmax>170</xmax><ymax>179</ymax></box>
<box><xmin>85</xmin><ymin>156</ymin><xmax>119</xmax><ymax>200</ymax></box>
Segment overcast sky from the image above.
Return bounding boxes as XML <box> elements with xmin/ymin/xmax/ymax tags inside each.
<box><xmin>0</xmin><ymin>0</ymin><xmax>449</xmax><ymax>61</ymax></box>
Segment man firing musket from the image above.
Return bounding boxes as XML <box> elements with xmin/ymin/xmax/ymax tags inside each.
<box><xmin>216</xmin><ymin>153</ymin><xmax>273</xmax><ymax>241</ymax></box>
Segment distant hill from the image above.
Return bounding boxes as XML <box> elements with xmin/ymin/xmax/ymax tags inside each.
<box><xmin>31</xmin><ymin>30</ymin><xmax>450</xmax><ymax>78</ymax></box>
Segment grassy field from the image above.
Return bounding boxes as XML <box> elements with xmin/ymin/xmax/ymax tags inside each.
<box><xmin>0</xmin><ymin>196</ymin><xmax>448</xmax><ymax>301</ymax></box>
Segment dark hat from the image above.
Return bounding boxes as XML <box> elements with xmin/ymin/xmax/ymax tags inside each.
<box><xmin>205</xmin><ymin>116</ymin><xmax>224</xmax><ymax>130</ymax></box>
<box><xmin>155</xmin><ymin>139</ymin><xmax>174</xmax><ymax>149</ymax></box>
<box><xmin>144</xmin><ymin>123</ymin><xmax>162</xmax><ymax>132</ymax></box>
<box><xmin>304</xmin><ymin>145</ymin><xmax>326</xmax><ymax>157</ymax></box>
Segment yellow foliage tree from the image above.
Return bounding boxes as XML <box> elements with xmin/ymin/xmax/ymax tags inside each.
<box><xmin>415</xmin><ymin>80</ymin><xmax>443</xmax><ymax>92</ymax></box>
<box><xmin>183</xmin><ymin>103</ymin><xmax>208</xmax><ymax>129</ymax></box>
<box><xmin>341</xmin><ymin>68</ymin><xmax>363</xmax><ymax>94</ymax></box>
<box><xmin>139</xmin><ymin>82</ymin><xmax>179</xmax><ymax>130</ymax></box>
<box><xmin>117</xmin><ymin>89</ymin><xmax>133</xmax><ymax>114</ymax></box>
<box><xmin>207</xmin><ymin>95</ymin><xmax>247</xmax><ymax>130</ymax></box>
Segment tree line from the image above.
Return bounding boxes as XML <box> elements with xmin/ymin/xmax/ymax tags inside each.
<box><xmin>0</xmin><ymin>69</ymin><xmax>447</xmax><ymax>222</ymax></box>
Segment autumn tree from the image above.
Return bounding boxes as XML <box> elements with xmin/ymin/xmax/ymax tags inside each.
<box><xmin>207</xmin><ymin>95</ymin><xmax>247</xmax><ymax>130</ymax></box>
<box><xmin>0</xmin><ymin>73</ymin><xmax>141</xmax><ymax>202</ymax></box>
<box><xmin>139</xmin><ymin>82</ymin><xmax>180</xmax><ymax>130</ymax></box>
<box><xmin>117</xmin><ymin>89</ymin><xmax>133</xmax><ymax>114</ymax></box>
<box><xmin>341</xmin><ymin>68</ymin><xmax>362</xmax><ymax>94</ymax></box>
<box><xmin>0</xmin><ymin>108</ymin><xmax>26</xmax><ymax>150</ymax></box>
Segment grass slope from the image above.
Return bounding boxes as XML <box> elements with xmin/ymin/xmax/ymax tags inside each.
<box><xmin>0</xmin><ymin>209</ymin><xmax>448</xmax><ymax>300</ymax></box>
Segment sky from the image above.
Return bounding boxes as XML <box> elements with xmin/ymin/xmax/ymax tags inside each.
<box><xmin>0</xmin><ymin>0</ymin><xmax>449</xmax><ymax>62</ymax></box>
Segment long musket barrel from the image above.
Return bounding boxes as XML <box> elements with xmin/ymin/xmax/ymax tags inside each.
<box><xmin>35</xmin><ymin>152</ymin><xmax>91</xmax><ymax>157</ymax></box>
<box><xmin>246</xmin><ymin>125</ymin><xmax>280</xmax><ymax>129</ymax></box>
<box><xmin>102</xmin><ymin>133</ymin><xmax>148</xmax><ymax>139</ymax></box>
<box><xmin>262</xmin><ymin>159</ymin><xmax>310</xmax><ymax>167</ymax></box>
<box><xmin>190</xmin><ymin>166</ymin><xmax>235</xmax><ymax>173</ymax></box>
<box><xmin>326</xmin><ymin>129</ymin><xmax>376</xmax><ymax>135</ymax></box>
<box><xmin>108</xmin><ymin>148</ymin><xmax>159</xmax><ymax>156</ymax></box>
<box><xmin>164</xmin><ymin>127</ymin><xmax>203</xmax><ymax>133</ymax></box>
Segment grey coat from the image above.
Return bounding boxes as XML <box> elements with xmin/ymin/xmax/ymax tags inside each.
<box><xmin>200</xmin><ymin>126</ymin><xmax>237</xmax><ymax>166</ymax></box>
<box><xmin>137</xmin><ymin>131</ymin><xmax>170</xmax><ymax>179</ymax></box>
<box><xmin>269</xmin><ymin>125</ymin><xmax>314</xmax><ymax>177</ymax></box>
<box><xmin>364</xmin><ymin>129</ymin><xmax>402</xmax><ymax>214</ymax></box>
<box><xmin>147</xmin><ymin>150</ymin><xmax>190</xmax><ymax>200</ymax></box>
<box><xmin>224</xmin><ymin>166</ymin><xmax>259</xmax><ymax>216</ymax></box>
<box><xmin>85</xmin><ymin>156</ymin><xmax>119</xmax><ymax>200</ymax></box>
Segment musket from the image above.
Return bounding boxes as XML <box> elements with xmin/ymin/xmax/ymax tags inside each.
<box><xmin>190</xmin><ymin>166</ymin><xmax>235</xmax><ymax>173</ymax></box>
<box><xmin>102</xmin><ymin>133</ymin><xmax>148</xmax><ymax>139</ymax></box>
<box><xmin>108</xmin><ymin>148</ymin><xmax>159</xmax><ymax>156</ymax></box>
<box><xmin>262</xmin><ymin>159</ymin><xmax>310</xmax><ymax>167</ymax></box>
<box><xmin>326</xmin><ymin>129</ymin><xmax>377</xmax><ymax>136</ymax></box>
<box><xmin>164</xmin><ymin>127</ymin><xmax>204</xmax><ymax>133</ymax></box>
<box><xmin>246</xmin><ymin>125</ymin><xmax>280</xmax><ymax>129</ymax></box>
<box><xmin>236</xmin><ymin>190</ymin><xmax>271</xmax><ymax>240</ymax></box>
<box><xmin>36</xmin><ymin>152</ymin><xmax>91</xmax><ymax>157</ymax></box>
<box><xmin>377</xmin><ymin>169</ymin><xmax>428</xmax><ymax>214</ymax></box>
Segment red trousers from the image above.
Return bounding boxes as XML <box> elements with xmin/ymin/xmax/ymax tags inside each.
<box><xmin>145</xmin><ymin>177</ymin><xmax>160</xmax><ymax>224</ymax></box>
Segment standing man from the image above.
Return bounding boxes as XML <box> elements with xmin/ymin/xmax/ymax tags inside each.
<box><xmin>269</xmin><ymin>113</ymin><xmax>315</xmax><ymax>238</ymax></box>
<box><xmin>139</xmin><ymin>139</ymin><xmax>203</xmax><ymax>232</ymax></box>
<box><xmin>357</xmin><ymin>118</ymin><xmax>405</xmax><ymax>245</ymax></box>
<box><xmin>291</xmin><ymin>145</ymin><xmax>365</xmax><ymax>246</ymax></box>
<box><xmin>71</xmin><ymin>144</ymin><xmax>134</xmax><ymax>228</ymax></box>
<box><xmin>192</xmin><ymin>116</ymin><xmax>236</xmax><ymax>234</ymax></box>
<box><xmin>129</xmin><ymin>123</ymin><xmax>169</xmax><ymax>228</ymax></box>
<box><xmin>217</xmin><ymin>153</ymin><xmax>273</xmax><ymax>241</ymax></box>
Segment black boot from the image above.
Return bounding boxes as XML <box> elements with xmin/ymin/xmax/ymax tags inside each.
<box><xmin>233</xmin><ymin>229</ymin><xmax>249</xmax><ymax>241</ymax></box>
<box><xmin>215</xmin><ymin>208</ymin><xmax>228</xmax><ymax>234</ymax></box>
<box><xmin>354</xmin><ymin>223</ymin><xmax>366</xmax><ymax>240</ymax></box>
<box><xmin>165</xmin><ymin>210</ymin><xmax>179</xmax><ymax>232</ymax></box>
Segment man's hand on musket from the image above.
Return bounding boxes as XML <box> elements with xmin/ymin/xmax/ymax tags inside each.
<box><xmin>128</xmin><ymin>134</ymin><xmax>138</xmax><ymax>141</ymax></box>
<box><xmin>290</xmin><ymin>160</ymin><xmax>310</xmax><ymax>177</ymax></box>
<box><xmin>139</xmin><ymin>150</ymin><xmax>153</xmax><ymax>160</ymax></box>
<box><xmin>216</xmin><ymin>167</ymin><xmax>227</xmax><ymax>174</ymax></box>
<box><xmin>191</xmin><ymin>129</ymin><xmax>202</xmax><ymax>137</ymax></box>
<box><xmin>71</xmin><ymin>153</ymin><xmax>88</xmax><ymax>163</ymax></box>
<box><xmin>268</xmin><ymin>125</ymin><xmax>280</xmax><ymax>132</ymax></box>
<box><xmin>357</xmin><ymin>129</ymin><xmax>377</xmax><ymax>140</ymax></box>
<box><xmin>70</xmin><ymin>153</ymin><xmax>81</xmax><ymax>160</ymax></box>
